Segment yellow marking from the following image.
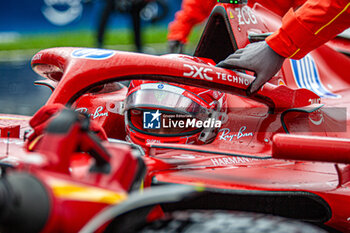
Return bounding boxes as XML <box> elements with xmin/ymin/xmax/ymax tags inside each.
<box><xmin>288</xmin><ymin>48</ymin><xmax>301</xmax><ymax>58</ymax></box>
<box><xmin>28</xmin><ymin>134</ymin><xmax>44</xmax><ymax>151</ymax></box>
<box><xmin>230</xmin><ymin>11</ymin><xmax>234</xmax><ymax>19</ymax></box>
<box><xmin>278</xmin><ymin>79</ymin><xmax>286</xmax><ymax>86</ymax></box>
<box><xmin>140</xmin><ymin>179</ymin><xmax>144</xmax><ymax>193</ymax></box>
<box><xmin>315</xmin><ymin>2</ymin><xmax>350</xmax><ymax>35</ymax></box>
<box><xmin>0</xmin><ymin>116</ymin><xmax>29</xmax><ymax>121</ymax></box>
<box><xmin>195</xmin><ymin>185</ymin><xmax>205</xmax><ymax>192</ymax></box>
<box><xmin>50</xmin><ymin>179</ymin><xmax>127</xmax><ymax>205</ymax></box>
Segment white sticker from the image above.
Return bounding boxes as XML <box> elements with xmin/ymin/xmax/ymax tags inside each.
<box><xmin>291</xmin><ymin>54</ymin><xmax>340</xmax><ymax>99</ymax></box>
<box><xmin>235</xmin><ymin>6</ymin><xmax>258</xmax><ymax>25</ymax></box>
<box><xmin>71</xmin><ymin>48</ymin><xmax>116</xmax><ymax>60</ymax></box>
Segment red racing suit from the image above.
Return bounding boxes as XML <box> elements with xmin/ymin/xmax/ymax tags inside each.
<box><xmin>167</xmin><ymin>0</ymin><xmax>216</xmax><ymax>44</ymax></box>
<box><xmin>167</xmin><ymin>0</ymin><xmax>305</xmax><ymax>44</ymax></box>
<box><xmin>266</xmin><ymin>0</ymin><xmax>350</xmax><ymax>59</ymax></box>
<box><xmin>168</xmin><ymin>0</ymin><xmax>350</xmax><ymax>59</ymax></box>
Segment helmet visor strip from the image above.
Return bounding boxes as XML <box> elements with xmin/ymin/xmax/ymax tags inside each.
<box><xmin>125</xmin><ymin>88</ymin><xmax>211</xmax><ymax>121</ymax></box>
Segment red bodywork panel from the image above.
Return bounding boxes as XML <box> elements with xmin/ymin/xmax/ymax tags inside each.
<box><xmin>1</xmin><ymin>2</ymin><xmax>350</xmax><ymax>232</ymax></box>
<box><xmin>0</xmin><ymin>110</ymin><xmax>142</xmax><ymax>232</ymax></box>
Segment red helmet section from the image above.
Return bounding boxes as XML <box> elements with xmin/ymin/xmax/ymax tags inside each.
<box><xmin>125</xmin><ymin>80</ymin><xmax>227</xmax><ymax>148</ymax></box>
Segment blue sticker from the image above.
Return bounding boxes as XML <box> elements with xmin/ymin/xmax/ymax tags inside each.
<box><xmin>71</xmin><ymin>48</ymin><xmax>116</xmax><ymax>60</ymax></box>
<box><xmin>157</xmin><ymin>84</ymin><xmax>164</xmax><ymax>89</ymax></box>
<box><xmin>290</xmin><ymin>54</ymin><xmax>340</xmax><ymax>98</ymax></box>
<box><xmin>143</xmin><ymin>110</ymin><xmax>161</xmax><ymax>129</ymax></box>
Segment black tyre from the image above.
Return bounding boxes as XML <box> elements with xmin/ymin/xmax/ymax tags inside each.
<box><xmin>138</xmin><ymin>210</ymin><xmax>327</xmax><ymax>233</ymax></box>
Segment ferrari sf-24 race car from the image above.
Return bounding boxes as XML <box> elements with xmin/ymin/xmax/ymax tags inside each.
<box><xmin>1</xmin><ymin>1</ymin><xmax>350</xmax><ymax>232</ymax></box>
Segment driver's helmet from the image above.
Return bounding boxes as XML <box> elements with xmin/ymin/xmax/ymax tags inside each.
<box><xmin>124</xmin><ymin>80</ymin><xmax>227</xmax><ymax>147</ymax></box>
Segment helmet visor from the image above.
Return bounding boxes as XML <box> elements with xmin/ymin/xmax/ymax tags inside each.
<box><xmin>125</xmin><ymin>89</ymin><xmax>210</xmax><ymax>120</ymax></box>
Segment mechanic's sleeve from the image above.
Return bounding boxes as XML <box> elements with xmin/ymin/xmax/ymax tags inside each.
<box><xmin>266</xmin><ymin>0</ymin><xmax>350</xmax><ymax>59</ymax></box>
<box><xmin>167</xmin><ymin>0</ymin><xmax>216</xmax><ymax>44</ymax></box>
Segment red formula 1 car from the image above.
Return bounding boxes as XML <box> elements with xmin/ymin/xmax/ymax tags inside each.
<box><xmin>1</xmin><ymin>1</ymin><xmax>350</xmax><ymax>232</ymax></box>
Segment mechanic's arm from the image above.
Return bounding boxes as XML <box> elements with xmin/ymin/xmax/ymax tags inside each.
<box><xmin>268</xmin><ymin>0</ymin><xmax>350</xmax><ymax>59</ymax></box>
<box><xmin>167</xmin><ymin>0</ymin><xmax>215</xmax><ymax>53</ymax></box>
<box><xmin>217</xmin><ymin>0</ymin><xmax>350</xmax><ymax>95</ymax></box>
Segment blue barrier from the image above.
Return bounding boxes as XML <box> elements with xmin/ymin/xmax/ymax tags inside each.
<box><xmin>0</xmin><ymin>0</ymin><xmax>182</xmax><ymax>34</ymax></box>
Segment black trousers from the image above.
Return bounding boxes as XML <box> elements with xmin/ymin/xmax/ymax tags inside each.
<box><xmin>97</xmin><ymin>0</ymin><xmax>146</xmax><ymax>52</ymax></box>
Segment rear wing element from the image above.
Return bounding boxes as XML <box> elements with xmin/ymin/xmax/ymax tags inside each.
<box><xmin>31</xmin><ymin>47</ymin><xmax>319</xmax><ymax>112</ymax></box>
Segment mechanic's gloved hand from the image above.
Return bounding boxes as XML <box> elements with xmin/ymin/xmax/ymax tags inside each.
<box><xmin>27</xmin><ymin>104</ymin><xmax>107</xmax><ymax>151</ymax></box>
<box><xmin>168</xmin><ymin>40</ymin><xmax>185</xmax><ymax>54</ymax></box>
<box><xmin>216</xmin><ymin>41</ymin><xmax>285</xmax><ymax>95</ymax></box>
